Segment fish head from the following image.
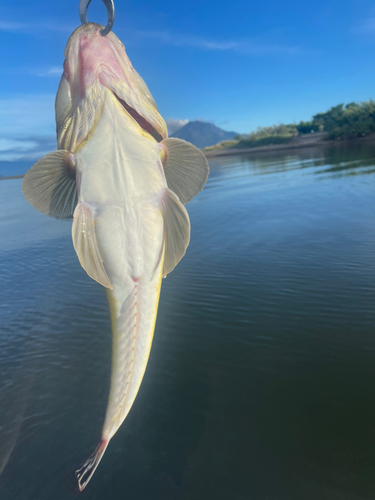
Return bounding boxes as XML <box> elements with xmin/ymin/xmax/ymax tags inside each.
<box><xmin>56</xmin><ymin>23</ymin><xmax>167</xmax><ymax>150</ymax></box>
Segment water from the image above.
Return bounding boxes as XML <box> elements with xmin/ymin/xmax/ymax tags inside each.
<box><xmin>0</xmin><ymin>144</ymin><xmax>374</xmax><ymax>500</ymax></box>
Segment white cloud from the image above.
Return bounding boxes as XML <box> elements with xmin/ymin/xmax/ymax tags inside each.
<box><xmin>352</xmin><ymin>17</ymin><xmax>375</xmax><ymax>38</ymax></box>
<box><xmin>0</xmin><ymin>20</ymin><xmax>75</xmax><ymax>35</ymax></box>
<box><xmin>133</xmin><ymin>31</ymin><xmax>301</xmax><ymax>56</ymax></box>
<box><xmin>0</xmin><ymin>139</ymin><xmax>38</xmax><ymax>152</ymax></box>
<box><xmin>0</xmin><ymin>17</ymin><xmax>301</xmax><ymax>56</ymax></box>
<box><xmin>0</xmin><ymin>95</ymin><xmax>56</xmax><ymax>161</ymax></box>
<box><xmin>0</xmin><ymin>95</ymin><xmax>56</xmax><ymax>137</ymax></box>
<box><xmin>1</xmin><ymin>66</ymin><xmax>62</xmax><ymax>78</ymax></box>
<box><xmin>0</xmin><ymin>150</ymin><xmax>49</xmax><ymax>162</ymax></box>
<box><xmin>34</xmin><ymin>67</ymin><xmax>62</xmax><ymax>78</ymax></box>
<box><xmin>0</xmin><ymin>21</ymin><xmax>30</xmax><ymax>32</ymax></box>
<box><xmin>166</xmin><ymin>118</ymin><xmax>189</xmax><ymax>134</ymax></box>
<box><xmin>0</xmin><ymin>134</ymin><xmax>56</xmax><ymax>162</ymax></box>
<box><xmin>0</xmin><ymin>135</ymin><xmax>56</xmax><ymax>162</ymax></box>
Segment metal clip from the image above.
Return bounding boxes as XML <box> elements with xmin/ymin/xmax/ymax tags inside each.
<box><xmin>79</xmin><ymin>0</ymin><xmax>115</xmax><ymax>36</ymax></box>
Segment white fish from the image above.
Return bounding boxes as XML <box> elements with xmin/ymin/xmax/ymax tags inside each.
<box><xmin>22</xmin><ymin>22</ymin><xmax>209</xmax><ymax>490</ymax></box>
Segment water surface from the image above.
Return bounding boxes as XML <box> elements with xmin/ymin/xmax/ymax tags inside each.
<box><xmin>0</xmin><ymin>144</ymin><xmax>375</xmax><ymax>500</ymax></box>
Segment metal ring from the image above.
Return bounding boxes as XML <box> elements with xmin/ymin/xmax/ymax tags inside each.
<box><xmin>79</xmin><ymin>0</ymin><xmax>115</xmax><ymax>36</ymax></box>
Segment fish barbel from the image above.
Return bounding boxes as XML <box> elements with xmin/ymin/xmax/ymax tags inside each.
<box><xmin>22</xmin><ymin>23</ymin><xmax>209</xmax><ymax>490</ymax></box>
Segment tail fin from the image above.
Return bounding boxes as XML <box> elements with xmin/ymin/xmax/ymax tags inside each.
<box><xmin>75</xmin><ymin>439</ymin><xmax>108</xmax><ymax>491</ymax></box>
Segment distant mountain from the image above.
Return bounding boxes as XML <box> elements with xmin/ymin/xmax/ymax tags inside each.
<box><xmin>170</xmin><ymin>121</ymin><xmax>238</xmax><ymax>149</ymax></box>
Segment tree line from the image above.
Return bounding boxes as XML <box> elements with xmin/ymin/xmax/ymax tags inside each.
<box><xmin>233</xmin><ymin>100</ymin><xmax>375</xmax><ymax>148</ymax></box>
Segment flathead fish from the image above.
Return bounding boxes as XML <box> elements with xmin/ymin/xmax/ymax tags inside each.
<box><xmin>22</xmin><ymin>22</ymin><xmax>209</xmax><ymax>490</ymax></box>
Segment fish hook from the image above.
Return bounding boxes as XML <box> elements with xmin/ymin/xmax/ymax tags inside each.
<box><xmin>79</xmin><ymin>0</ymin><xmax>115</xmax><ymax>36</ymax></box>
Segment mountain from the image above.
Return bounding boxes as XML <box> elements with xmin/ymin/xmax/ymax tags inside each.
<box><xmin>170</xmin><ymin>121</ymin><xmax>238</xmax><ymax>149</ymax></box>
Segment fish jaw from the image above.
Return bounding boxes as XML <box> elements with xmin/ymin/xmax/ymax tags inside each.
<box><xmin>63</xmin><ymin>24</ymin><xmax>125</xmax><ymax>97</ymax></box>
<box><xmin>57</xmin><ymin>23</ymin><xmax>167</xmax><ymax>151</ymax></box>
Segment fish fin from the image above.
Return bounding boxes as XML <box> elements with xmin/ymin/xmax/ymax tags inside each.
<box><xmin>159</xmin><ymin>138</ymin><xmax>209</xmax><ymax>204</ymax></box>
<box><xmin>55</xmin><ymin>74</ymin><xmax>72</xmax><ymax>135</ymax></box>
<box><xmin>161</xmin><ymin>189</ymin><xmax>190</xmax><ymax>277</ymax></box>
<box><xmin>57</xmin><ymin>81</ymin><xmax>104</xmax><ymax>151</ymax></box>
<box><xmin>76</xmin><ymin>439</ymin><xmax>108</xmax><ymax>492</ymax></box>
<box><xmin>22</xmin><ymin>150</ymin><xmax>77</xmax><ymax>220</ymax></box>
<box><xmin>72</xmin><ymin>202</ymin><xmax>114</xmax><ymax>289</ymax></box>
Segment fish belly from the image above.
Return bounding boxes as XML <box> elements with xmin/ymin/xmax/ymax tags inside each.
<box><xmin>95</xmin><ymin>201</ymin><xmax>164</xmax><ymax>441</ymax></box>
<box><xmin>75</xmin><ymin>201</ymin><xmax>164</xmax><ymax>490</ymax></box>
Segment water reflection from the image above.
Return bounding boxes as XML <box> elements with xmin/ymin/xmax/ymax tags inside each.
<box><xmin>0</xmin><ymin>144</ymin><xmax>375</xmax><ymax>499</ymax></box>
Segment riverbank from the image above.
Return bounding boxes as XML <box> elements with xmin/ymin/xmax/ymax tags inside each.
<box><xmin>1</xmin><ymin>134</ymin><xmax>375</xmax><ymax>180</ymax></box>
<box><xmin>204</xmin><ymin>132</ymin><xmax>375</xmax><ymax>158</ymax></box>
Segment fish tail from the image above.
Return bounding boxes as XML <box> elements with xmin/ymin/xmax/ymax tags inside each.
<box><xmin>75</xmin><ymin>439</ymin><xmax>108</xmax><ymax>491</ymax></box>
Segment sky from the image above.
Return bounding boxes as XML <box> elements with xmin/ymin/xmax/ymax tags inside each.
<box><xmin>0</xmin><ymin>0</ymin><xmax>374</xmax><ymax>164</ymax></box>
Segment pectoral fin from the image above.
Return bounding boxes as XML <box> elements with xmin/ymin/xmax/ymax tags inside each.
<box><xmin>159</xmin><ymin>138</ymin><xmax>209</xmax><ymax>204</ymax></box>
<box><xmin>161</xmin><ymin>189</ymin><xmax>190</xmax><ymax>277</ymax></box>
<box><xmin>22</xmin><ymin>150</ymin><xmax>77</xmax><ymax>220</ymax></box>
<box><xmin>72</xmin><ymin>203</ymin><xmax>114</xmax><ymax>289</ymax></box>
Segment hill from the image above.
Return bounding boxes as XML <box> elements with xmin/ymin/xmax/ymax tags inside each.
<box><xmin>170</xmin><ymin>121</ymin><xmax>238</xmax><ymax>149</ymax></box>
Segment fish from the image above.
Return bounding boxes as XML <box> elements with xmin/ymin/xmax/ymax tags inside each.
<box><xmin>22</xmin><ymin>22</ymin><xmax>209</xmax><ymax>490</ymax></box>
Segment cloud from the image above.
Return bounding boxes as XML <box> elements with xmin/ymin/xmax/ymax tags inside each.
<box><xmin>1</xmin><ymin>17</ymin><xmax>301</xmax><ymax>56</ymax></box>
<box><xmin>166</xmin><ymin>118</ymin><xmax>189</xmax><ymax>134</ymax></box>
<box><xmin>133</xmin><ymin>30</ymin><xmax>301</xmax><ymax>56</ymax></box>
<box><xmin>0</xmin><ymin>95</ymin><xmax>55</xmax><ymax>131</ymax></box>
<box><xmin>0</xmin><ymin>95</ymin><xmax>56</xmax><ymax>159</ymax></box>
<box><xmin>0</xmin><ymin>136</ymin><xmax>56</xmax><ymax>162</ymax></box>
<box><xmin>1</xmin><ymin>66</ymin><xmax>62</xmax><ymax>78</ymax></box>
<box><xmin>0</xmin><ymin>20</ymin><xmax>74</xmax><ymax>35</ymax></box>
<box><xmin>34</xmin><ymin>67</ymin><xmax>62</xmax><ymax>78</ymax></box>
<box><xmin>352</xmin><ymin>17</ymin><xmax>375</xmax><ymax>38</ymax></box>
<box><xmin>0</xmin><ymin>138</ymin><xmax>39</xmax><ymax>152</ymax></box>
<box><xmin>0</xmin><ymin>21</ymin><xmax>31</xmax><ymax>32</ymax></box>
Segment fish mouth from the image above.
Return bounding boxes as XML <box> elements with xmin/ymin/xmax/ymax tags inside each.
<box><xmin>112</xmin><ymin>91</ymin><xmax>163</xmax><ymax>142</ymax></box>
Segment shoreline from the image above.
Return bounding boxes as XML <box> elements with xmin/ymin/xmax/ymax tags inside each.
<box><xmin>1</xmin><ymin>134</ymin><xmax>375</xmax><ymax>180</ymax></box>
<box><xmin>203</xmin><ymin>132</ymin><xmax>375</xmax><ymax>159</ymax></box>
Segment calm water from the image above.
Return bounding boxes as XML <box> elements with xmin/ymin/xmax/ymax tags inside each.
<box><xmin>0</xmin><ymin>145</ymin><xmax>375</xmax><ymax>500</ymax></box>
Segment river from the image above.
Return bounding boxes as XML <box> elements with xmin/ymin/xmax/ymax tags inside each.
<box><xmin>0</xmin><ymin>144</ymin><xmax>374</xmax><ymax>499</ymax></box>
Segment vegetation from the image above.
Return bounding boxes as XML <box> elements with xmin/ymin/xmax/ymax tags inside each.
<box><xmin>293</xmin><ymin>100</ymin><xmax>375</xmax><ymax>139</ymax></box>
<box><xmin>232</xmin><ymin>124</ymin><xmax>297</xmax><ymax>149</ymax></box>
<box><xmin>234</xmin><ymin>134</ymin><xmax>294</xmax><ymax>149</ymax></box>
<box><xmin>204</xmin><ymin>99</ymin><xmax>375</xmax><ymax>151</ymax></box>
<box><xmin>204</xmin><ymin>140</ymin><xmax>238</xmax><ymax>152</ymax></box>
<box><xmin>311</xmin><ymin>101</ymin><xmax>375</xmax><ymax>139</ymax></box>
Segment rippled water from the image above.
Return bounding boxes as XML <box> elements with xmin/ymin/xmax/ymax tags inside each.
<box><xmin>1</xmin><ymin>144</ymin><xmax>375</xmax><ymax>500</ymax></box>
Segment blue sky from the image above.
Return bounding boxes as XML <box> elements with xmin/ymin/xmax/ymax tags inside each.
<box><xmin>0</xmin><ymin>0</ymin><xmax>374</xmax><ymax>164</ymax></box>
